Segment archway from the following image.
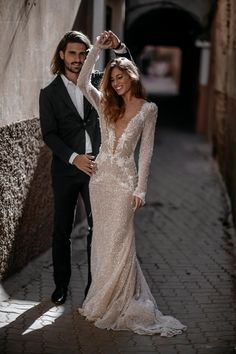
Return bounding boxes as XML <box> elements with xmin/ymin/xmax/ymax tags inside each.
<box><xmin>125</xmin><ymin>6</ymin><xmax>203</xmax><ymax>131</ymax></box>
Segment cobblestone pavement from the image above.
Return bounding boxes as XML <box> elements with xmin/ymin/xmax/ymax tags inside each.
<box><xmin>1</xmin><ymin>127</ymin><xmax>236</xmax><ymax>354</ymax></box>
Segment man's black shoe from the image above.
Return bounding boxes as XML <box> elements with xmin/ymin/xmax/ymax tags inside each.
<box><xmin>51</xmin><ymin>287</ymin><xmax>67</xmax><ymax>305</ymax></box>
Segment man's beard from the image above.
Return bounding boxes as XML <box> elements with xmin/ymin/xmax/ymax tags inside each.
<box><xmin>65</xmin><ymin>62</ymin><xmax>82</xmax><ymax>74</ymax></box>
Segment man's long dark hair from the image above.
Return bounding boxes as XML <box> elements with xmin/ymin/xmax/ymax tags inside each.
<box><xmin>50</xmin><ymin>31</ymin><xmax>91</xmax><ymax>75</ymax></box>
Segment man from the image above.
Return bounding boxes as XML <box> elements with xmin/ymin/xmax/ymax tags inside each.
<box><xmin>39</xmin><ymin>30</ymin><xmax>131</xmax><ymax>306</ymax></box>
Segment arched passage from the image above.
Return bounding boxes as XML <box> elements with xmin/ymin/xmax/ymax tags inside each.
<box><xmin>125</xmin><ymin>6</ymin><xmax>203</xmax><ymax>131</ymax></box>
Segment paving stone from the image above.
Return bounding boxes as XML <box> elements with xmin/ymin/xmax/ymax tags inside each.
<box><xmin>176</xmin><ymin>344</ymin><xmax>196</xmax><ymax>353</ymax></box>
<box><xmin>1</xmin><ymin>128</ymin><xmax>236</xmax><ymax>353</ymax></box>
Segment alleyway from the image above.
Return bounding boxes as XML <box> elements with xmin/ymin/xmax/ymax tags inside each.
<box><xmin>0</xmin><ymin>127</ymin><xmax>236</xmax><ymax>354</ymax></box>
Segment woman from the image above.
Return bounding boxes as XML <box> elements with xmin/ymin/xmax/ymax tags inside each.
<box><xmin>77</xmin><ymin>31</ymin><xmax>186</xmax><ymax>336</ymax></box>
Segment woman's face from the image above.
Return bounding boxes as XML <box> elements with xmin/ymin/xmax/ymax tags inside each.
<box><xmin>110</xmin><ymin>67</ymin><xmax>132</xmax><ymax>96</ymax></box>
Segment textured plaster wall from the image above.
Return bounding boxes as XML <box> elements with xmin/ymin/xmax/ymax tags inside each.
<box><xmin>0</xmin><ymin>0</ymin><xmax>81</xmax><ymax>126</ymax></box>
<box><xmin>0</xmin><ymin>0</ymin><xmax>81</xmax><ymax>278</ymax></box>
<box><xmin>208</xmin><ymin>0</ymin><xmax>236</xmax><ymax>227</ymax></box>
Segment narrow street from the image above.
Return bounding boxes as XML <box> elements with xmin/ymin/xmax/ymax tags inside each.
<box><xmin>1</xmin><ymin>127</ymin><xmax>236</xmax><ymax>354</ymax></box>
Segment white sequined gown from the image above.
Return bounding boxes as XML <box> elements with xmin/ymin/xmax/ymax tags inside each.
<box><xmin>77</xmin><ymin>45</ymin><xmax>187</xmax><ymax>336</ymax></box>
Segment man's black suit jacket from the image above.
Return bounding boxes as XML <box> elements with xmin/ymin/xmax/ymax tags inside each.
<box><xmin>39</xmin><ymin>49</ymin><xmax>132</xmax><ymax>177</ymax></box>
<box><xmin>39</xmin><ymin>72</ymin><xmax>102</xmax><ymax>177</ymax></box>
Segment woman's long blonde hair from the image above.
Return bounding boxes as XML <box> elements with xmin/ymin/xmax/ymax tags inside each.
<box><xmin>100</xmin><ymin>57</ymin><xmax>147</xmax><ymax>123</ymax></box>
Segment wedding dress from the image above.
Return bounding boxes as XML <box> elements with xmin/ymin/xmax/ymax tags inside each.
<box><xmin>77</xmin><ymin>45</ymin><xmax>187</xmax><ymax>336</ymax></box>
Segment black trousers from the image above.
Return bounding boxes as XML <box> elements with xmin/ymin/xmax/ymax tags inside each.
<box><xmin>51</xmin><ymin>173</ymin><xmax>92</xmax><ymax>295</ymax></box>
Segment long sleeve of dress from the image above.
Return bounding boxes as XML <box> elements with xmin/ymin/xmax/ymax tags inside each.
<box><xmin>77</xmin><ymin>45</ymin><xmax>102</xmax><ymax>113</ymax></box>
<box><xmin>133</xmin><ymin>103</ymin><xmax>158</xmax><ymax>204</ymax></box>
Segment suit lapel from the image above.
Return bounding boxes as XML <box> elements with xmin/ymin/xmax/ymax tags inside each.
<box><xmin>52</xmin><ymin>76</ymin><xmax>93</xmax><ymax>124</ymax></box>
<box><xmin>53</xmin><ymin>76</ymin><xmax>83</xmax><ymax>121</ymax></box>
<box><xmin>83</xmin><ymin>96</ymin><xmax>92</xmax><ymax>121</ymax></box>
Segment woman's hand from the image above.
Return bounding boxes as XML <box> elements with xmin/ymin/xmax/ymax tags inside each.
<box><xmin>132</xmin><ymin>196</ymin><xmax>143</xmax><ymax>211</ymax></box>
<box><xmin>95</xmin><ymin>31</ymin><xmax>113</xmax><ymax>49</ymax></box>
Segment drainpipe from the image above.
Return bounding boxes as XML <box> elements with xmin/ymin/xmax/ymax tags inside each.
<box><xmin>92</xmin><ymin>0</ymin><xmax>105</xmax><ymax>70</ymax></box>
<box><xmin>195</xmin><ymin>39</ymin><xmax>211</xmax><ymax>133</ymax></box>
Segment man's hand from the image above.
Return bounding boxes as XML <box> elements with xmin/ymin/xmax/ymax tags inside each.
<box><xmin>72</xmin><ymin>154</ymin><xmax>97</xmax><ymax>176</ymax></box>
<box><xmin>107</xmin><ymin>30</ymin><xmax>121</xmax><ymax>50</ymax></box>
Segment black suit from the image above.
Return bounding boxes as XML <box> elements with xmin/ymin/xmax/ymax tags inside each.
<box><xmin>40</xmin><ymin>75</ymin><xmax>101</xmax><ymax>176</ymax></box>
<box><xmin>39</xmin><ymin>49</ymin><xmax>132</xmax><ymax>296</ymax></box>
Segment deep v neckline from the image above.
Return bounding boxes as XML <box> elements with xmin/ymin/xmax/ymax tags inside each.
<box><xmin>112</xmin><ymin>101</ymin><xmax>148</xmax><ymax>154</ymax></box>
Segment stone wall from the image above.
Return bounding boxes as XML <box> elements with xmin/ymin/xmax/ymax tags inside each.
<box><xmin>208</xmin><ymin>0</ymin><xmax>236</xmax><ymax>226</ymax></box>
<box><xmin>0</xmin><ymin>119</ymin><xmax>53</xmax><ymax>279</ymax></box>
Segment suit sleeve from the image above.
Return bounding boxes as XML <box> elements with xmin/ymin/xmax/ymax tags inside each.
<box><xmin>39</xmin><ymin>89</ymin><xmax>74</xmax><ymax>164</ymax></box>
<box><xmin>114</xmin><ymin>43</ymin><xmax>133</xmax><ymax>61</ymax></box>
